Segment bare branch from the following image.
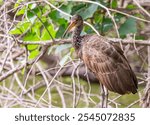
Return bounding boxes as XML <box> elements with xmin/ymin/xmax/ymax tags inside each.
<box><xmin>0</xmin><ymin>45</ymin><xmax>48</xmax><ymax>82</ymax></box>
<box><xmin>17</xmin><ymin>38</ymin><xmax>150</xmax><ymax>46</ymax></box>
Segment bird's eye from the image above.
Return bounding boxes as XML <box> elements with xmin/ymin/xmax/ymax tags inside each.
<box><xmin>74</xmin><ymin>20</ymin><xmax>77</xmax><ymax>24</ymax></box>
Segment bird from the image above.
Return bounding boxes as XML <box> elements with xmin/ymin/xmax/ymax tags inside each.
<box><xmin>63</xmin><ymin>14</ymin><xmax>138</xmax><ymax>96</ymax></box>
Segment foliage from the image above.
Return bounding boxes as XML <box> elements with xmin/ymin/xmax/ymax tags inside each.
<box><xmin>0</xmin><ymin>0</ymin><xmax>148</xmax><ymax>108</ymax></box>
<box><xmin>9</xmin><ymin>0</ymin><xmax>144</xmax><ymax>60</ymax></box>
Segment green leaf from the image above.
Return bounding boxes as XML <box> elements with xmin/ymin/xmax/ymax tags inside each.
<box><xmin>114</xmin><ymin>13</ymin><xmax>124</xmax><ymax>22</ymax></box>
<box><xmin>126</xmin><ymin>4</ymin><xmax>137</xmax><ymax>10</ymax></box>
<box><xmin>30</xmin><ymin>3</ymin><xmax>37</xmax><ymax>9</ymax></box>
<box><xmin>29</xmin><ymin>15</ymin><xmax>37</xmax><ymax>24</ymax></box>
<box><xmin>27</xmin><ymin>11</ymin><xmax>37</xmax><ymax>24</ymax></box>
<box><xmin>23</xmin><ymin>31</ymin><xmax>40</xmax><ymax>41</ymax></box>
<box><xmin>55</xmin><ymin>44</ymin><xmax>72</xmax><ymax>54</ymax></box>
<box><xmin>29</xmin><ymin>49</ymin><xmax>40</xmax><ymax>59</ymax></box>
<box><xmin>111</xmin><ymin>0</ymin><xmax>118</xmax><ymax>9</ymax></box>
<box><xmin>49</xmin><ymin>11</ymin><xmax>68</xmax><ymax>25</ymax></box>
<box><xmin>102</xmin><ymin>18</ymin><xmax>113</xmax><ymax>32</ymax></box>
<box><xmin>41</xmin><ymin>24</ymin><xmax>56</xmax><ymax>40</ymax></box>
<box><xmin>56</xmin><ymin>24</ymin><xmax>67</xmax><ymax>38</ymax></box>
<box><xmin>9</xmin><ymin>28</ymin><xmax>22</xmax><ymax>35</ymax></box>
<box><xmin>14</xmin><ymin>0</ymin><xmax>24</xmax><ymax>8</ymax></box>
<box><xmin>26</xmin><ymin>5</ymin><xmax>44</xmax><ymax>24</ymax></box>
<box><xmin>119</xmin><ymin>18</ymin><xmax>137</xmax><ymax>37</ymax></box>
<box><xmin>0</xmin><ymin>0</ymin><xmax>3</xmax><ymax>5</ymax></box>
<box><xmin>23</xmin><ymin>21</ymin><xmax>43</xmax><ymax>41</ymax></box>
<box><xmin>94</xmin><ymin>12</ymin><xmax>103</xmax><ymax>24</ymax></box>
<box><xmin>49</xmin><ymin>10</ymin><xmax>60</xmax><ymax>22</ymax></box>
<box><xmin>32</xmin><ymin>22</ymin><xmax>42</xmax><ymax>39</ymax></box>
<box><xmin>16</xmin><ymin>7</ymin><xmax>26</xmax><ymax>16</ymax></box>
<box><xmin>60</xmin><ymin>3</ymin><xmax>73</xmax><ymax>20</ymax></box>
<box><xmin>27</xmin><ymin>45</ymin><xmax>38</xmax><ymax>51</ymax></box>
<box><xmin>9</xmin><ymin>22</ymin><xmax>31</xmax><ymax>35</ymax></box>
<box><xmin>135</xmin><ymin>36</ymin><xmax>145</xmax><ymax>40</ymax></box>
<box><xmin>71</xmin><ymin>4</ymin><xmax>86</xmax><ymax>15</ymax></box>
<box><xmin>84</xmin><ymin>25</ymin><xmax>94</xmax><ymax>34</ymax></box>
<box><xmin>79</xmin><ymin>4</ymin><xmax>98</xmax><ymax>19</ymax></box>
<box><xmin>49</xmin><ymin>11</ymin><xmax>67</xmax><ymax>38</ymax></box>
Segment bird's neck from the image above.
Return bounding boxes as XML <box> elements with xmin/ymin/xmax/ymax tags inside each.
<box><xmin>72</xmin><ymin>26</ymin><xmax>83</xmax><ymax>50</ymax></box>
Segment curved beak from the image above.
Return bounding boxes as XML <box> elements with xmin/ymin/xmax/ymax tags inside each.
<box><xmin>62</xmin><ymin>21</ymin><xmax>76</xmax><ymax>38</ymax></box>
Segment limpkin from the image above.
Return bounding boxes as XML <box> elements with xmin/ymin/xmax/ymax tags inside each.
<box><xmin>63</xmin><ymin>15</ymin><xmax>138</xmax><ymax>107</ymax></box>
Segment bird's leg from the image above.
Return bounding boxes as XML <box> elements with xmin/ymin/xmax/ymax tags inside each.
<box><xmin>103</xmin><ymin>88</ymin><xmax>108</xmax><ymax>108</ymax></box>
<box><xmin>99</xmin><ymin>84</ymin><xmax>108</xmax><ymax>108</ymax></box>
<box><xmin>100</xmin><ymin>84</ymin><xmax>105</xmax><ymax>108</ymax></box>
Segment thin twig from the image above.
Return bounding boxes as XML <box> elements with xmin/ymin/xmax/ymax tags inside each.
<box><xmin>0</xmin><ymin>41</ymin><xmax>15</xmax><ymax>74</ymax></box>
<box><xmin>56</xmin><ymin>86</ymin><xmax>66</xmax><ymax>108</ymax></box>
<box><xmin>133</xmin><ymin>0</ymin><xmax>150</xmax><ymax>18</ymax></box>
<box><xmin>35</xmin><ymin>66</ymin><xmax>62</xmax><ymax>107</ymax></box>
<box><xmin>43</xmin><ymin>0</ymin><xmax>100</xmax><ymax>35</ymax></box>
<box><xmin>36</xmin><ymin>63</ymin><xmax>52</xmax><ymax>107</ymax></box>
<box><xmin>0</xmin><ymin>45</ymin><xmax>48</xmax><ymax>82</ymax></box>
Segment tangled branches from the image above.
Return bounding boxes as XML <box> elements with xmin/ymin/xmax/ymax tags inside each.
<box><xmin>0</xmin><ymin>0</ymin><xmax>150</xmax><ymax>108</ymax></box>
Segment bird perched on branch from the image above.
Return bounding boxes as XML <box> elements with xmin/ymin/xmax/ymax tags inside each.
<box><xmin>63</xmin><ymin>15</ymin><xmax>138</xmax><ymax>106</ymax></box>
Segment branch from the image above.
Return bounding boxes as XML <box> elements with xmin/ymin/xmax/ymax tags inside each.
<box><xmin>23</xmin><ymin>64</ymin><xmax>99</xmax><ymax>95</ymax></box>
<box><xmin>141</xmin><ymin>45</ymin><xmax>150</xmax><ymax>107</ymax></box>
<box><xmin>47</xmin><ymin>64</ymin><xmax>99</xmax><ymax>83</ymax></box>
<box><xmin>17</xmin><ymin>38</ymin><xmax>150</xmax><ymax>46</ymax></box>
<box><xmin>133</xmin><ymin>0</ymin><xmax>150</xmax><ymax>18</ymax></box>
<box><xmin>0</xmin><ymin>45</ymin><xmax>48</xmax><ymax>82</ymax></box>
<box><xmin>43</xmin><ymin>0</ymin><xmax>100</xmax><ymax>35</ymax></box>
<box><xmin>108</xmin><ymin>38</ymin><xmax>150</xmax><ymax>46</ymax></box>
<box><xmin>0</xmin><ymin>37</ymin><xmax>149</xmax><ymax>82</ymax></box>
<box><xmin>17</xmin><ymin>38</ymin><xmax>72</xmax><ymax>45</ymax></box>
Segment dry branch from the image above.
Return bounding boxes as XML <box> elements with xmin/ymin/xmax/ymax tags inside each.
<box><xmin>0</xmin><ymin>46</ymin><xmax>48</xmax><ymax>82</ymax></box>
<box><xmin>0</xmin><ymin>37</ymin><xmax>150</xmax><ymax>82</ymax></box>
<box><xmin>17</xmin><ymin>38</ymin><xmax>150</xmax><ymax>46</ymax></box>
<box><xmin>0</xmin><ymin>0</ymin><xmax>149</xmax><ymax>108</ymax></box>
<box><xmin>141</xmin><ymin>46</ymin><xmax>150</xmax><ymax>107</ymax></box>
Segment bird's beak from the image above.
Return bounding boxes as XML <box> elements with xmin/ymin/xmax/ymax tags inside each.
<box><xmin>63</xmin><ymin>21</ymin><xmax>76</xmax><ymax>38</ymax></box>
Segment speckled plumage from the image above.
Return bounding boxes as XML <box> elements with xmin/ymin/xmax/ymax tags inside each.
<box><xmin>67</xmin><ymin>15</ymin><xmax>138</xmax><ymax>95</ymax></box>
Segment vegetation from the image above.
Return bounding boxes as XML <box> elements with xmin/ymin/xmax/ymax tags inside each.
<box><xmin>0</xmin><ymin>0</ymin><xmax>150</xmax><ymax>108</ymax></box>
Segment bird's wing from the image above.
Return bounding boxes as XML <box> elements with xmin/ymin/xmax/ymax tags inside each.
<box><xmin>81</xmin><ymin>35</ymin><xmax>138</xmax><ymax>94</ymax></box>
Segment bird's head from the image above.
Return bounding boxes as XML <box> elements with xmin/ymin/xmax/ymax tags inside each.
<box><xmin>63</xmin><ymin>14</ymin><xmax>83</xmax><ymax>37</ymax></box>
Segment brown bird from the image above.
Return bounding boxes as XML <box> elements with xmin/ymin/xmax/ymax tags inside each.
<box><xmin>63</xmin><ymin>15</ymin><xmax>138</xmax><ymax>96</ymax></box>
